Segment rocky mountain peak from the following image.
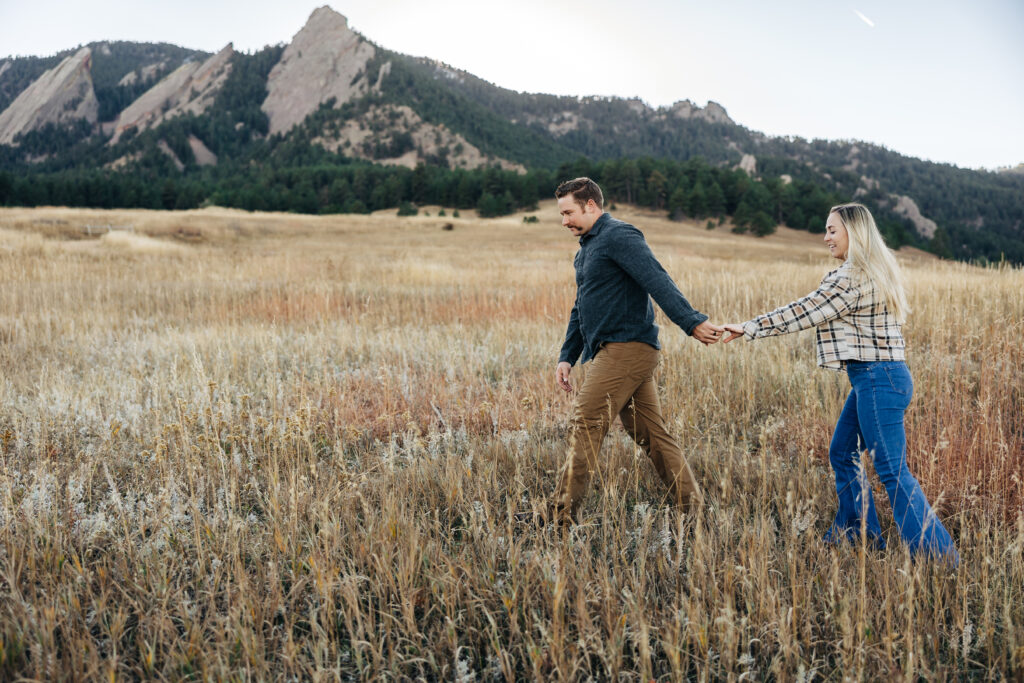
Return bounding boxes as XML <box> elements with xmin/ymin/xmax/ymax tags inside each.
<box><xmin>261</xmin><ymin>6</ymin><xmax>378</xmax><ymax>136</ymax></box>
<box><xmin>308</xmin><ymin>5</ymin><xmax>345</xmax><ymax>25</ymax></box>
<box><xmin>0</xmin><ymin>47</ymin><xmax>99</xmax><ymax>145</ymax></box>
<box><xmin>703</xmin><ymin>101</ymin><xmax>732</xmax><ymax>124</ymax></box>
<box><xmin>667</xmin><ymin>99</ymin><xmax>734</xmax><ymax>125</ymax></box>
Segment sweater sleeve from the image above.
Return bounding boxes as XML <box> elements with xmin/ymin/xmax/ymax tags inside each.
<box><xmin>558</xmin><ymin>301</ymin><xmax>584</xmax><ymax>364</ymax></box>
<box><xmin>608</xmin><ymin>225</ymin><xmax>708</xmax><ymax>335</ymax></box>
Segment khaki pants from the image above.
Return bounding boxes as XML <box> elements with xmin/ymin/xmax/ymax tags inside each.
<box><xmin>553</xmin><ymin>342</ymin><xmax>703</xmax><ymax>518</ymax></box>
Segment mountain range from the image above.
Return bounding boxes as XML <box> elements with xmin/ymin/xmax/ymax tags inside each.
<box><xmin>1</xmin><ymin>6</ymin><xmax>1021</xmax><ymax>263</ymax></box>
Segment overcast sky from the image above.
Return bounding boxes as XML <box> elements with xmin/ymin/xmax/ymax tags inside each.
<box><xmin>2</xmin><ymin>0</ymin><xmax>1021</xmax><ymax>170</ymax></box>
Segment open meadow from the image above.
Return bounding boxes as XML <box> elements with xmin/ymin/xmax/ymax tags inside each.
<box><xmin>0</xmin><ymin>202</ymin><xmax>1022</xmax><ymax>680</ymax></box>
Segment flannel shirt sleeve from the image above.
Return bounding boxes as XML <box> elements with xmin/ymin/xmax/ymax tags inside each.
<box><xmin>742</xmin><ymin>269</ymin><xmax>859</xmax><ymax>339</ymax></box>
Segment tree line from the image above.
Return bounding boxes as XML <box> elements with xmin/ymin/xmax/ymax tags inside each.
<box><xmin>0</xmin><ymin>151</ymin><xmax>934</xmax><ymax>257</ymax></box>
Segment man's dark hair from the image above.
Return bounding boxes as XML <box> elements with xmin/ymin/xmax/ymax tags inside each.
<box><xmin>555</xmin><ymin>177</ymin><xmax>604</xmax><ymax>211</ymax></box>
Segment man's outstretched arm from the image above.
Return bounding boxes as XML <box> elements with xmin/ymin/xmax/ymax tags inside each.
<box><xmin>609</xmin><ymin>226</ymin><xmax>722</xmax><ymax>343</ymax></box>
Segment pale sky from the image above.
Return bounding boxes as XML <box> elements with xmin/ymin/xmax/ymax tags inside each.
<box><xmin>2</xmin><ymin>0</ymin><xmax>1022</xmax><ymax>170</ymax></box>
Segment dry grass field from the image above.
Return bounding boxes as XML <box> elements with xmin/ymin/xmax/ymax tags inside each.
<box><xmin>0</xmin><ymin>201</ymin><xmax>1022</xmax><ymax>680</ymax></box>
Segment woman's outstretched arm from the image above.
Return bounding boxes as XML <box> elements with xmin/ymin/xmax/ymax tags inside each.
<box><xmin>722</xmin><ymin>267</ymin><xmax>860</xmax><ymax>342</ymax></box>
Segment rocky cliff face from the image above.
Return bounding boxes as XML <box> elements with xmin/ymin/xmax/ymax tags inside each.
<box><xmin>117</xmin><ymin>60</ymin><xmax>167</xmax><ymax>87</ymax></box>
<box><xmin>108</xmin><ymin>45</ymin><xmax>234</xmax><ymax>143</ymax></box>
<box><xmin>667</xmin><ymin>99</ymin><xmax>734</xmax><ymax>125</ymax></box>
<box><xmin>0</xmin><ymin>47</ymin><xmax>99</xmax><ymax>145</ymax></box>
<box><xmin>261</xmin><ymin>6</ymin><xmax>378</xmax><ymax>137</ymax></box>
<box><xmin>890</xmin><ymin>194</ymin><xmax>938</xmax><ymax>239</ymax></box>
<box><xmin>313</xmin><ymin>104</ymin><xmax>524</xmax><ymax>172</ymax></box>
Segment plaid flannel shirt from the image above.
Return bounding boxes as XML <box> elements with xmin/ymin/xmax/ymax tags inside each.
<box><xmin>741</xmin><ymin>261</ymin><xmax>905</xmax><ymax>371</ymax></box>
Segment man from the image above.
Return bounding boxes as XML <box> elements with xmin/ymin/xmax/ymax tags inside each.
<box><xmin>537</xmin><ymin>177</ymin><xmax>722</xmax><ymax>524</ymax></box>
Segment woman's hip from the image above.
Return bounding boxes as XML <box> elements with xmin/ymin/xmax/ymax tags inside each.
<box><xmin>846</xmin><ymin>360</ymin><xmax>913</xmax><ymax>407</ymax></box>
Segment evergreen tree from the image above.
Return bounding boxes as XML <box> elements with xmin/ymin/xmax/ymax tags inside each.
<box><xmin>477</xmin><ymin>192</ymin><xmax>499</xmax><ymax>217</ymax></box>
<box><xmin>750</xmin><ymin>211</ymin><xmax>776</xmax><ymax>236</ymax></box>
<box><xmin>930</xmin><ymin>227</ymin><xmax>953</xmax><ymax>259</ymax></box>
<box><xmin>705</xmin><ymin>181</ymin><xmax>726</xmax><ymax>217</ymax></box>
<box><xmin>668</xmin><ymin>186</ymin><xmax>687</xmax><ymax>219</ymax></box>
<box><xmin>620</xmin><ymin>160</ymin><xmax>640</xmax><ymax>205</ymax></box>
<box><xmin>647</xmin><ymin>169</ymin><xmax>668</xmax><ymax>209</ymax></box>
<box><xmin>687</xmin><ymin>182</ymin><xmax>708</xmax><ymax>218</ymax></box>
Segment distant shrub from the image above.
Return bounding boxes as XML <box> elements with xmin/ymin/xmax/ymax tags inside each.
<box><xmin>751</xmin><ymin>211</ymin><xmax>776</xmax><ymax>236</ymax></box>
<box><xmin>345</xmin><ymin>199</ymin><xmax>369</xmax><ymax>214</ymax></box>
<box><xmin>452</xmin><ymin>210</ymin><xmax>460</xmax><ymax>218</ymax></box>
<box><xmin>523</xmin><ymin>215</ymin><xmax>539</xmax><ymax>224</ymax></box>
<box><xmin>397</xmin><ymin>201</ymin><xmax>418</xmax><ymax>217</ymax></box>
<box><xmin>438</xmin><ymin>209</ymin><xmax>447</xmax><ymax>217</ymax></box>
<box><xmin>706</xmin><ymin>220</ymin><xmax>715</xmax><ymax>230</ymax></box>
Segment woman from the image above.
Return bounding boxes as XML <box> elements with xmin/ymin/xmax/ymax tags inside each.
<box><xmin>722</xmin><ymin>203</ymin><xmax>958</xmax><ymax>563</ymax></box>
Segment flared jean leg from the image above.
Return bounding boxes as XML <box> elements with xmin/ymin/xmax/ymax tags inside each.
<box><xmin>839</xmin><ymin>360</ymin><xmax>958</xmax><ymax>565</ymax></box>
<box><xmin>824</xmin><ymin>389</ymin><xmax>885</xmax><ymax>547</ymax></box>
<box><xmin>851</xmin><ymin>363</ymin><xmax>958</xmax><ymax>562</ymax></box>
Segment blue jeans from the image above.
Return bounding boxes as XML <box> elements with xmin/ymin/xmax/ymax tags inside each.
<box><xmin>823</xmin><ymin>361</ymin><xmax>959</xmax><ymax>563</ymax></box>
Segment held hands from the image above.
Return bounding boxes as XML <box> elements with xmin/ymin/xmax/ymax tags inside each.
<box><xmin>720</xmin><ymin>324</ymin><xmax>745</xmax><ymax>343</ymax></box>
<box><xmin>692</xmin><ymin>321</ymin><xmax>726</xmax><ymax>345</ymax></box>
<box><xmin>695</xmin><ymin>321</ymin><xmax>746</xmax><ymax>346</ymax></box>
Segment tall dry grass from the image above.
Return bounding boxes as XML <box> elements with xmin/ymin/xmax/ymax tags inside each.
<box><xmin>0</xmin><ymin>204</ymin><xmax>1021</xmax><ymax>679</ymax></box>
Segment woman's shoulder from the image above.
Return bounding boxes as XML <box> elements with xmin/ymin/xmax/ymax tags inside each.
<box><xmin>821</xmin><ymin>261</ymin><xmax>857</xmax><ymax>286</ymax></box>
<box><xmin>819</xmin><ymin>262</ymin><xmax>874</xmax><ymax>304</ymax></box>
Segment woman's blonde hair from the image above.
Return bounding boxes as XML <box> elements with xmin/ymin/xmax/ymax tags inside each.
<box><xmin>830</xmin><ymin>203</ymin><xmax>910</xmax><ymax>322</ymax></box>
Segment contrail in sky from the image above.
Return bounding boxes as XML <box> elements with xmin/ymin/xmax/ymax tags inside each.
<box><xmin>853</xmin><ymin>9</ymin><xmax>876</xmax><ymax>27</ymax></box>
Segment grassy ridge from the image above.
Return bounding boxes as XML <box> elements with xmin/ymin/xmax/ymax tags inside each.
<box><xmin>0</xmin><ymin>204</ymin><xmax>1021</xmax><ymax>678</ymax></box>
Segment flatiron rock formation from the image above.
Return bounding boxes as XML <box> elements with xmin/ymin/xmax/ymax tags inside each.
<box><xmin>0</xmin><ymin>47</ymin><xmax>99</xmax><ymax>145</ymax></box>
<box><xmin>108</xmin><ymin>44</ymin><xmax>234</xmax><ymax>144</ymax></box>
<box><xmin>117</xmin><ymin>60</ymin><xmax>168</xmax><ymax>87</ymax></box>
<box><xmin>261</xmin><ymin>6</ymin><xmax>377</xmax><ymax>136</ymax></box>
<box><xmin>188</xmin><ymin>135</ymin><xmax>217</xmax><ymax>166</ymax></box>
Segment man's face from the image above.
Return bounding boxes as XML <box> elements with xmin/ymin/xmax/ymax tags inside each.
<box><xmin>558</xmin><ymin>196</ymin><xmax>601</xmax><ymax>237</ymax></box>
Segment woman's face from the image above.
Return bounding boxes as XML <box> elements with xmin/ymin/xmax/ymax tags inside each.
<box><xmin>824</xmin><ymin>212</ymin><xmax>849</xmax><ymax>260</ymax></box>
